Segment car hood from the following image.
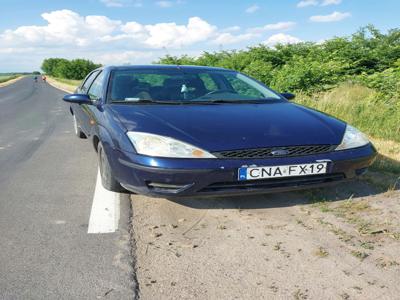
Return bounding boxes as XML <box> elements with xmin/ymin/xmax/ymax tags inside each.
<box><xmin>110</xmin><ymin>102</ymin><xmax>346</xmax><ymax>151</ymax></box>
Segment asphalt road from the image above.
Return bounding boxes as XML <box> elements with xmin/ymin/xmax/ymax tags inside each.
<box><xmin>0</xmin><ymin>77</ymin><xmax>134</xmax><ymax>299</ymax></box>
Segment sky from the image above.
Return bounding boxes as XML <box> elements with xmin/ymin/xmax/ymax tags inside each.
<box><xmin>0</xmin><ymin>0</ymin><xmax>399</xmax><ymax>72</ymax></box>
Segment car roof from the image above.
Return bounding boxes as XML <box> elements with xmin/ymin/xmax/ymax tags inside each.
<box><xmin>102</xmin><ymin>64</ymin><xmax>232</xmax><ymax>72</ymax></box>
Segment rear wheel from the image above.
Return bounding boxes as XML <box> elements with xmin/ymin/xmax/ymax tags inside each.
<box><xmin>73</xmin><ymin>114</ymin><xmax>86</xmax><ymax>139</ymax></box>
<box><xmin>98</xmin><ymin>142</ymin><xmax>124</xmax><ymax>192</ymax></box>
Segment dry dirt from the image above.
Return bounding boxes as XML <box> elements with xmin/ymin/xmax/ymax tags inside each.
<box><xmin>131</xmin><ymin>173</ymin><xmax>400</xmax><ymax>300</ymax></box>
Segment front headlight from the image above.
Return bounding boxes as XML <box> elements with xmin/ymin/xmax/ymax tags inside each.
<box><xmin>335</xmin><ymin>125</ymin><xmax>369</xmax><ymax>151</ymax></box>
<box><xmin>126</xmin><ymin>132</ymin><xmax>216</xmax><ymax>158</ymax></box>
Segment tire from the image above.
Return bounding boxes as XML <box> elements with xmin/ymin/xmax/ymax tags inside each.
<box><xmin>73</xmin><ymin>114</ymin><xmax>86</xmax><ymax>139</ymax></box>
<box><xmin>98</xmin><ymin>142</ymin><xmax>124</xmax><ymax>192</ymax></box>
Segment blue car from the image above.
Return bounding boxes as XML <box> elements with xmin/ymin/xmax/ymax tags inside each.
<box><xmin>63</xmin><ymin>65</ymin><xmax>376</xmax><ymax>197</ymax></box>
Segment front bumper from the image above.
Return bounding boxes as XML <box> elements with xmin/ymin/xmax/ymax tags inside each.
<box><xmin>107</xmin><ymin>143</ymin><xmax>377</xmax><ymax>198</ymax></box>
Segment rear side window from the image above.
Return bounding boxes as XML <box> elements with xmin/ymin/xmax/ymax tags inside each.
<box><xmin>88</xmin><ymin>72</ymin><xmax>104</xmax><ymax>100</ymax></box>
<box><xmin>81</xmin><ymin>71</ymin><xmax>99</xmax><ymax>93</ymax></box>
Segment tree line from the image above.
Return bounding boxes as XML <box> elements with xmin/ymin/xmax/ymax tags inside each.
<box><xmin>40</xmin><ymin>25</ymin><xmax>399</xmax><ymax>98</ymax></box>
<box><xmin>156</xmin><ymin>25</ymin><xmax>399</xmax><ymax>142</ymax></box>
<box><xmin>156</xmin><ymin>25</ymin><xmax>400</xmax><ymax>97</ymax></box>
<box><xmin>41</xmin><ymin>58</ymin><xmax>101</xmax><ymax>80</ymax></box>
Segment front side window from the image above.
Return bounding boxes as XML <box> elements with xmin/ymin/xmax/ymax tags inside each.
<box><xmin>80</xmin><ymin>71</ymin><xmax>99</xmax><ymax>93</ymax></box>
<box><xmin>198</xmin><ymin>73</ymin><xmax>218</xmax><ymax>92</ymax></box>
<box><xmin>109</xmin><ymin>68</ymin><xmax>281</xmax><ymax>104</ymax></box>
<box><xmin>225</xmin><ymin>73</ymin><xmax>265</xmax><ymax>99</ymax></box>
<box><xmin>88</xmin><ymin>72</ymin><xmax>104</xmax><ymax>100</ymax></box>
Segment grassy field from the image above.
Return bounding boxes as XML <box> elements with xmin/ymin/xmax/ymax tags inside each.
<box><xmin>0</xmin><ymin>74</ymin><xmax>19</xmax><ymax>83</ymax></box>
<box><xmin>295</xmin><ymin>83</ymin><xmax>399</xmax><ymax>143</ymax></box>
<box><xmin>295</xmin><ymin>83</ymin><xmax>400</xmax><ymax>177</ymax></box>
<box><xmin>51</xmin><ymin>77</ymin><xmax>81</xmax><ymax>87</ymax></box>
<box><xmin>47</xmin><ymin>76</ymin><xmax>81</xmax><ymax>93</ymax></box>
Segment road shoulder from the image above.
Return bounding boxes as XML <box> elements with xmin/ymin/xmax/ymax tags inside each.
<box><xmin>131</xmin><ymin>182</ymin><xmax>400</xmax><ymax>299</ymax></box>
<box><xmin>0</xmin><ymin>75</ymin><xmax>24</xmax><ymax>88</ymax></box>
<box><xmin>47</xmin><ymin>76</ymin><xmax>77</xmax><ymax>93</ymax></box>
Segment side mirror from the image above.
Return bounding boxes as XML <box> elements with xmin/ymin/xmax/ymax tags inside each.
<box><xmin>63</xmin><ymin>94</ymin><xmax>92</xmax><ymax>104</ymax></box>
<box><xmin>280</xmin><ymin>92</ymin><xmax>295</xmax><ymax>100</ymax></box>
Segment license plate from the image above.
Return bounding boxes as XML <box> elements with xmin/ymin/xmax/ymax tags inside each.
<box><xmin>238</xmin><ymin>162</ymin><xmax>328</xmax><ymax>181</ymax></box>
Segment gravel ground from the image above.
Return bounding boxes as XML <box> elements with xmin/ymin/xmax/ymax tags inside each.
<box><xmin>131</xmin><ymin>174</ymin><xmax>400</xmax><ymax>300</ymax></box>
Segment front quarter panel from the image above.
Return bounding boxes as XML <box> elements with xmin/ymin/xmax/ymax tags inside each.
<box><xmin>95</xmin><ymin>106</ymin><xmax>134</xmax><ymax>153</ymax></box>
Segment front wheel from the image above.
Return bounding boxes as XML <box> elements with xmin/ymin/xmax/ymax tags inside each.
<box><xmin>98</xmin><ymin>142</ymin><xmax>124</xmax><ymax>192</ymax></box>
<box><xmin>72</xmin><ymin>114</ymin><xmax>86</xmax><ymax>139</ymax></box>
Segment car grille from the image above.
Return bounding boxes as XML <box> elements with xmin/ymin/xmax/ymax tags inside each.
<box><xmin>212</xmin><ymin>145</ymin><xmax>336</xmax><ymax>159</ymax></box>
<box><xmin>198</xmin><ymin>173</ymin><xmax>345</xmax><ymax>193</ymax></box>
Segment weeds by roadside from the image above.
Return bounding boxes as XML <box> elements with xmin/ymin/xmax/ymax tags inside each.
<box><xmin>0</xmin><ymin>75</ymin><xmax>19</xmax><ymax>83</ymax></box>
<box><xmin>314</xmin><ymin>247</ymin><xmax>329</xmax><ymax>258</ymax></box>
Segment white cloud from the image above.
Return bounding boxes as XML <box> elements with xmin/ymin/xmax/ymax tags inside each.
<box><xmin>0</xmin><ymin>9</ymin><xmax>304</xmax><ymax>71</ymax></box>
<box><xmin>297</xmin><ymin>0</ymin><xmax>318</xmax><ymax>8</ymax></box>
<box><xmin>310</xmin><ymin>11</ymin><xmax>351</xmax><ymax>22</ymax></box>
<box><xmin>264</xmin><ymin>33</ymin><xmax>302</xmax><ymax>46</ymax></box>
<box><xmin>1</xmin><ymin>10</ymin><xmax>121</xmax><ymax>47</ymax></box>
<box><xmin>100</xmin><ymin>0</ymin><xmax>142</xmax><ymax>7</ymax></box>
<box><xmin>144</xmin><ymin>17</ymin><xmax>217</xmax><ymax>48</ymax></box>
<box><xmin>0</xmin><ymin>10</ymin><xmax>215</xmax><ymax>49</ymax></box>
<box><xmin>214</xmin><ymin>22</ymin><xmax>299</xmax><ymax>45</ymax></box>
<box><xmin>297</xmin><ymin>0</ymin><xmax>341</xmax><ymax>7</ymax></box>
<box><xmin>101</xmin><ymin>0</ymin><xmax>124</xmax><ymax>7</ymax></box>
<box><xmin>321</xmin><ymin>0</ymin><xmax>342</xmax><ymax>6</ymax></box>
<box><xmin>222</xmin><ymin>26</ymin><xmax>241</xmax><ymax>32</ymax></box>
<box><xmin>0</xmin><ymin>47</ymin><xmax>36</xmax><ymax>54</ymax></box>
<box><xmin>155</xmin><ymin>0</ymin><xmax>185</xmax><ymax>8</ymax></box>
<box><xmin>212</xmin><ymin>33</ymin><xmax>256</xmax><ymax>45</ymax></box>
<box><xmin>95</xmin><ymin>50</ymin><xmax>154</xmax><ymax>64</ymax></box>
<box><xmin>156</xmin><ymin>1</ymin><xmax>173</xmax><ymax>7</ymax></box>
<box><xmin>263</xmin><ymin>22</ymin><xmax>296</xmax><ymax>31</ymax></box>
<box><xmin>249</xmin><ymin>21</ymin><xmax>296</xmax><ymax>33</ymax></box>
<box><xmin>245</xmin><ymin>4</ymin><xmax>260</xmax><ymax>13</ymax></box>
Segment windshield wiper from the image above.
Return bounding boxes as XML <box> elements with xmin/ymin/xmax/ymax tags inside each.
<box><xmin>112</xmin><ymin>99</ymin><xmax>185</xmax><ymax>105</ymax></box>
<box><xmin>112</xmin><ymin>98</ymin><xmax>281</xmax><ymax>105</ymax></box>
<box><xmin>192</xmin><ymin>98</ymin><xmax>277</xmax><ymax>104</ymax></box>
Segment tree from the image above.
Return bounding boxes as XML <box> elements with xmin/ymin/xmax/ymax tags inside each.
<box><xmin>41</xmin><ymin>58</ymin><xmax>101</xmax><ymax>79</ymax></box>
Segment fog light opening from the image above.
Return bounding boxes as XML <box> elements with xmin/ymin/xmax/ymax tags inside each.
<box><xmin>146</xmin><ymin>181</ymin><xmax>193</xmax><ymax>193</ymax></box>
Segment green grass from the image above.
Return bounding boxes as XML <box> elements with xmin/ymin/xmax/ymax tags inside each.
<box><xmin>51</xmin><ymin>77</ymin><xmax>81</xmax><ymax>87</ymax></box>
<box><xmin>295</xmin><ymin>82</ymin><xmax>400</xmax><ymax>143</ymax></box>
<box><xmin>351</xmin><ymin>250</ymin><xmax>369</xmax><ymax>261</ymax></box>
<box><xmin>314</xmin><ymin>247</ymin><xmax>329</xmax><ymax>258</ymax></box>
<box><xmin>0</xmin><ymin>75</ymin><xmax>19</xmax><ymax>83</ymax></box>
<box><xmin>369</xmin><ymin>139</ymin><xmax>400</xmax><ymax>175</ymax></box>
<box><xmin>295</xmin><ymin>82</ymin><xmax>400</xmax><ymax>175</ymax></box>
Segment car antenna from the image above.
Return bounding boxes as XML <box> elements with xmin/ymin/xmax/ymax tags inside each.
<box><xmin>162</xmin><ymin>46</ymin><xmax>183</xmax><ymax>67</ymax></box>
<box><xmin>161</xmin><ymin>46</ymin><xmax>175</xmax><ymax>63</ymax></box>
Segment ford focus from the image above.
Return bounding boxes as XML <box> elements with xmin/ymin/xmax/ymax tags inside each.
<box><xmin>63</xmin><ymin>65</ymin><xmax>377</xmax><ymax>197</ymax></box>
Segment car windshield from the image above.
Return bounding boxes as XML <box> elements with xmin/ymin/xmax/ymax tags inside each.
<box><xmin>109</xmin><ymin>67</ymin><xmax>282</xmax><ymax>104</ymax></box>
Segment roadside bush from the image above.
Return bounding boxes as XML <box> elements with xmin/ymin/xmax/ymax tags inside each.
<box><xmin>41</xmin><ymin>58</ymin><xmax>101</xmax><ymax>80</ymax></box>
<box><xmin>156</xmin><ymin>26</ymin><xmax>400</xmax><ymax>142</ymax></box>
<box><xmin>295</xmin><ymin>83</ymin><xmax>400</xmax><ymax>142</ymax></box>
<box><xmin>269</xmin><ymin>57</ymin><xmax>345</xmax><ymax>93</ymax></box>
<box><xmin>157</xmin><ymin>25</ymin><xmax>400</xmax><ymax>93</ymax></box>
<box><xmin>357</xmin><ymin>65</ymin><xmax>400</xmax><ymax>101</ymax></box>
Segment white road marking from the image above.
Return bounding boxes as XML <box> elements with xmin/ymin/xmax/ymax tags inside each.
<box><xmin>88</xmin><ymin>169</ymin><xmax>120</xmax><ymax>234</ymax></box>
